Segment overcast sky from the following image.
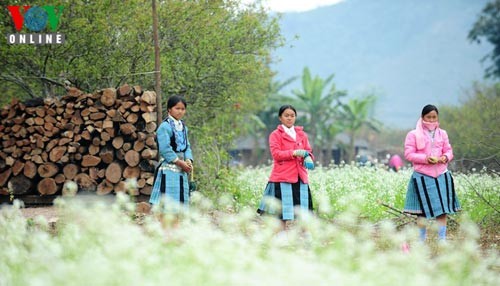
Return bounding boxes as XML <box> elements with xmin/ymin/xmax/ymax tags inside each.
<box><xmin>244</xmin><ymin>0</ymin><xmax>345</xmax><ymax>13</ymax></box>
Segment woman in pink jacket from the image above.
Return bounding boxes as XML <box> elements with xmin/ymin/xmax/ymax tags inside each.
<box><xmin>404</xmin><ymin>104</ymin><xmax>461</xmax><ymax>242</ymax></box>
<box><xmin>257</xmin><ymin>105</ymin><xmax>315</xmax><ymax>226</ymax></box>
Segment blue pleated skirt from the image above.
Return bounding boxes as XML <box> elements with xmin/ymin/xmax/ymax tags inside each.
<box><xmin>257</xmin><ymin>180</ymin><xmax>313</xmax><ymax>220</ymax></box>
<box><xmin>404</xmin><ymin>171</ymin><xmax>461</xmax><ymax>219</ymax></box>
<box><xmin>149</xmin><ymin>164</ymin><xmax>190</xmax><ymax>213</ymax></box>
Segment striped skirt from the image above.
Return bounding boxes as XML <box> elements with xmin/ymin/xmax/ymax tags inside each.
<box><xmin>404</xmin><ymin>171</ymin><xmax>461</xmax><ymax>219</ymax></box>
<box><xmin>257</xmin><ymin>180</ymin><xmax>313</xmax><ymax>220</ymax></box>
<box><xmin>149</xmin><ymin>163</ymin><xmax>190</xmax><ymax>213</ymax></box>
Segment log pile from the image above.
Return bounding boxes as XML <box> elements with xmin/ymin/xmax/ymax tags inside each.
<box><xmin>0</xmin><ymin>84</ymin><xmax>158</xmax><ymax>199</ymax></box>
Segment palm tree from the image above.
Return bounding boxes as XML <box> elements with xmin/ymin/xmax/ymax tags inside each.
<box><xmin>339</xmin><ymin>94</ymin><xmax>381</xmax><ymax>163</ymax></box>
<box><xmin>238</xmin><ymin>77</ymin><xmax>298</xmax><ymax>164</ymax></box>
<box><xmin>290</xmin><ymin>67</ymin><xmax>346</xmax><ymax>164</ymax></box>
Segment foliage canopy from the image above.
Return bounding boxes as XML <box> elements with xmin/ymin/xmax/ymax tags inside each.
<box><xmin>0</xmin><ymin>0</ymin><xmax>283</xmax><ymax>191</ymax></box>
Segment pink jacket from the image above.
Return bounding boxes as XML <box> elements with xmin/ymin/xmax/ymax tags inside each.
<box><xmin>404</xmin><ymin>128</ymin><xmax>453</xmax><ymax>178</ymax></box>
<box><xmin>268</xmin><ymin>125</ymin><xmax>314</xmax><ymax>184</ymax></box>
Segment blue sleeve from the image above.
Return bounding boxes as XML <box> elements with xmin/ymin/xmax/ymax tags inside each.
<box><xmin>184</xmin><ymin>125</ymin><xmax>193</xmax><ymax>161</ymax></box>
<box><xmin>157</xmin><ymin>122</ymin><xmax>178</xmax><ymax>163</ymax></box>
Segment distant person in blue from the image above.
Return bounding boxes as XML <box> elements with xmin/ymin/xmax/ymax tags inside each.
<box><xmin>149</xmin><ymin>95</ymin><xmax>193</xmax><ymax>212</ymax></box>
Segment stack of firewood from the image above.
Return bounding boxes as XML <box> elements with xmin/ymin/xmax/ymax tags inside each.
<box><xmin>0</xmin><ymin>84</ymin><xmax>158</xmax><ymax>198</ymax></box>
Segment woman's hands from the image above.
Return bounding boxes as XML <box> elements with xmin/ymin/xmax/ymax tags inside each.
<box><xmin>293</xmin><ymin>149</ymin><xmax>314</xmax><ymax>169</ymax></box>
<box><xmin>304</xmin><ymin>156</ymin><xmax>314</xmax><ymax>170</ymax></box>
<box><xmin>427</xmin><ymin>155</ymin><xmax>448</xmax><ymax>164</ymax></box>
<box><xmin>175</xmin><ymin>159</ymin><xmax>193</xmax><ymax>172</ymax></box>
<box><xmin>293</xmin><ymin>149</ymin><xmax>308</xmax><ymax>157</ymax></box>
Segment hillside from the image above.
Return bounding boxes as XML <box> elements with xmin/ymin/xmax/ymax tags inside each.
<box><xmin>272</xmin><ymin>0</ymin><xmax>493</xmax><ymax>128</ymax></box>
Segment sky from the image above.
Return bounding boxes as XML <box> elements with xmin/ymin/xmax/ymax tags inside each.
<box><xmin>244</xmin><ymin>0</ymin><xmax>345</xmax><ymax>13</ymax></box>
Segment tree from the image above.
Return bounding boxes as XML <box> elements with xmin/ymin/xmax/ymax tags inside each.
<box><xmin>0</xmin><ymin>0</ymin><xmax>283</xmax><ymax>192</ymax></box>
<box><xmin>338</xmin><ymin>94</ymin><xmax>380</xmax><ymax>163</ymax></box>
<box><xmin>440</xmin><ymin>83</ymin><xmax>500</xmax><ymax>172</ymax></box>
<box><xmin>290</xmin><ymin>67</ymin><xmax>346</xmax><ymax>164</ymax></box>
<box><xmin>156</xmin><ymin>0</ymin><xmax>282</xmax><ymax>189</ymax></box>
<box><xmin>469</xmin><ymin>0</ymin><xmax>500</xmax><ymax>79</ymax></box>
<box><xmin>0</xmin><ymin>0</ymin><xmax>154</xmax><ymax>104</ymax></box>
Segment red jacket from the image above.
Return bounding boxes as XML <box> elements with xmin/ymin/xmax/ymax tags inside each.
<box><xmin>268</xmin><ymin>125</ymin><xmax>314</xmax><ymax>184</ymax></box>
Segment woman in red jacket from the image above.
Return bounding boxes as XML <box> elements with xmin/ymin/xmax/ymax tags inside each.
<box><xmin>257</xmin><ymin>105</ymin><xmax>315</xmax><ymax>227</ymax></box>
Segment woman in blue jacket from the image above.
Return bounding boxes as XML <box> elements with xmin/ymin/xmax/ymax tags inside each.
<box><xmin>149</xmin><ymin>95</ymin><xmax>193</xmax><ymax>212</ymax></box>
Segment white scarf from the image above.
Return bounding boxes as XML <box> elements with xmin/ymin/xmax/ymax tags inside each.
<box><xmin>169</xmin><ymin>115</ymin><xmax>184</xmax><ymax>131</ymax></box>
<box><xmin>282</xmin><ymin>124</ymin><xmax>296</xmax><ymax>140</ymax></box>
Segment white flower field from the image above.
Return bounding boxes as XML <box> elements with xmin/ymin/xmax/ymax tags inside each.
<box><xmin>0</xmin><ymin>166</ymin><xmax>498</xmax><ymax>285</ymax></box>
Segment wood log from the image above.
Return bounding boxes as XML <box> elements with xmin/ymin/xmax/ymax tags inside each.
<box><xmin>0</xmin><ymin>168</ymin><xmax>12</xmax><ymax>187</ymax></box>
<box><xmin>74</xmin><ymin>173</ymin><xmax>96</xmax><ymax>192</ymax></box>
<box><xmin>141</xmin><ymin>91</ymin><xmax>156</xmax><ymax>104</ymax></box>
<box><xmin>137</xmin><ymin>178</ymin><xmax>146</xmax><ymax>188</ymax></box>
<box><xmin>99</xmin><ymin>146</ymin><xmax>114</xmax><ymax>164</ymax></box>
<box><xmin>122</xmin><ymin>142</ymin><xmax>132</xmax><ymax>152</ymax></box>
<box><xmin>112</xmin><ymin>136</ymin><xmax>124</xmax><ymax>149</ymax></box>
<box><xmin>58</xmin><ymin>138</ymin><xmax>72</xmax><ymax>146</ymax></box>
<box><xmin>133</xmin><ymin>140</ymin><xmax>145</xmax><ymax>152</ymax></box>
<box><xmin>96</xmin><ymin>179</ymin><xmax>113</xmax><ymax>195</ymax></box>
<box><xmin>102</xmin><ymin>119</ymin><xmax>114</xmax><ymax>129</ymax></box>
<box><xmin>126</xmin><ymin>113</ymin><xmax>138</xmax><ymax>124</ymax></box>
<box><xmin>138</xmin><ymin>160</ymin><xmax>156</xmax><ymax>173</ymax></box>
<box><xmin>105</xmin><ymin>162</ymin><xmax>122</xmax><ymax>184</ymax></box>
<box><xmin>63</xmin><ymin>163</ymin><xmax>79</xmax><ymax>180</ymax></box>
<box><xmin>100</xmin><ymin>131</ymin><xmax>111</xmax><ymax>142</ymax></box>
<box><xmin>11</xmin><ymin>160</ymin><xmax>24</xmax><ymax>176</ymax></box>
<box><xmin>141</xmin><ymin>149</ymin><xmax>157</xmax><ymax>160</ymax></box>
<box><xmin>22</xmin><ymin>161</ymin><xmax>37</xmax><ymax>179</ymax></box>
<box><xmin>90</xmin><ymin>112</ymin><xmax>106</xmax><ymax>121</ymax></box>
<box><xmin>133</xmin><ymin>85</ymin><xmax>143</xmax><ymax>95</ymax></box>
<box><xmin>49</xmin><ymin>146</ymin><xmax>67</xmax><ymax>162</ymax></box>
<box><xmin>35</xmin><ymin>106</ymin><xmax>45</xmax><ymax>117</ymax></box>
<box><xmin>71</xmin><ymin>110</ymin><xmax>84</xmax><ymax>125</ymax></box>
<box><xmin>145</xmin><ymin>122</ymin><xmax>157</xmax><ymax>133</ymax></box>
<box><xmin>88</xmin><ymin>144</ymin><xmax>100</xmax><ymax>155</ymax></box>
<box><xmin>38</xmin><ymin>162</ymin><xmax>59</xmax><ymax>178</ymax></box>
<box><xmin>114</xmin><ymin>181</ymin><xmax>127</xmax><ymax>194</ymax></box>
<box><xmin>89</xmin><ymin>167</ymin><xmax>99</xmax><ymax>181</ymax></box>
<box><xmin>115</xmin><ymin>148</ymin><xmax>125</xmax><ymax>161</ymax></box>
<box><xmin>119</xmin><ymin>123</ymin><xmax>136</xmax><ymax>135</ymax></box>
<box><xmin>142</xmin><ymin>112</ymin><xmax>157</xmax><ymax>123</ymax></box>
<box><xmin>118</xmin><ymin>83</ymin><xmax>132</xmax><ymax>96</ymax></box>
<box><xmin>32</xmin><ymin>155</ymin><xmax>44</xmax><ymax>164</ymax></box>
<box><xmin>145</xmin><ymin>176</ymin><xmax>154</xmax><ymax>186</ymax></box>
<box><xmin>123</xmin><ymin>166</ymin><xmax>140</xmax><ymax>179</ymax></box>
<box><xmin>54</xmin><ymin>173</ymin><xmax>66</xmax><ymax>185</ymax></box>
<box><xmin>124</xmin><ymin>150</ymin><xmax>140</xmax><ymax>167</ymax></box>
<box><xmin>140</xmin><ymin>101</ymin><xmax>155</xmax><ymax>113</ymax></box>
<box><xmin>101</xmin><ymin>88</ymin><xmax>116</xmax><ymax>107</ymax></box>
<box><xmin>8</xmin><ymin>174</ymin><xmax>33</xmax><ymax>195</ymax></box>
<box><xmin>140</xmin><ymin>185</ymin><xmax>152</xmax><ymax>195</ymax></box>
<box><xmin>137</xmin><ymin>132</ymin><xmax>147</xmax><ymax>141</ymax></box>
<box><xmin>82</xmin><ymin>155</ymin><xmax>101</xmax><ymax>167</ymax></box>
<box><xmin>37</xmin><ymin>178</ymin><xmax>58</xmax><ymax>195</ymax></box>
<box><xmin>118</xmin><ymin>101</ymin><xmax>135</xmax><ymax>113</ymax></box>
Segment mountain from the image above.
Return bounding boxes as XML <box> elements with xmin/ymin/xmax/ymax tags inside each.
<box><xmin>272</xmin><ymin>0</ymin><xmax>493</xmax><ymax>129</ymax></box>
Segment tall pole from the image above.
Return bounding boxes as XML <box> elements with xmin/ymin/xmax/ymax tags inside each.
<box><xmin>152</xmin><ymin>0</ymin><xmax>162</xmax><ymax>124</ymax></box>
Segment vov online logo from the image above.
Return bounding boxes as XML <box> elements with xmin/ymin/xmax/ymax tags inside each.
<box><xmin>6</xmin><ymin>5</ymin><xmax>65</xmax><ymax>44</ymax></box>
